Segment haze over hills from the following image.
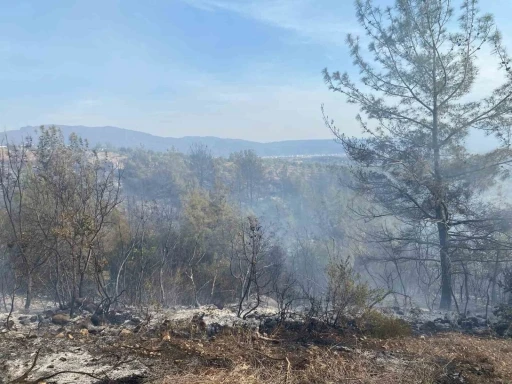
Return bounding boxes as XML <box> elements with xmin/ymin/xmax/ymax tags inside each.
<box><xmin>2</xmin><ymin>125</ymin><xmax>344</xmax><ymax>158</ymax></box>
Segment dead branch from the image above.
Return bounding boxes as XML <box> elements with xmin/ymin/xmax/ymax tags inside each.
<box><xmin>23</xmin><ymin>370</ymin><xmax>104</xmax><ymax>384</ymax></box>
<box><xmin>284</xmin><ymin>356</ymin><xmax>291</xmax><ymax>384</ymax></box>
<box><xmin>9</xmin><ymin>348</ymin><xmax>41</xmax><ymax>383</ymax></box>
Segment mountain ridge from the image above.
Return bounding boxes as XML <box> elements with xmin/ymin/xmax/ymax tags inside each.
<box><xmin>2</xmin><ymin>125</ymin><xmax>344</xmax><ymax>157</ymax></box>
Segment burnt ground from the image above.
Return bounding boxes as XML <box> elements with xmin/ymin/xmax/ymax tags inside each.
<box><xmin>1</xmin><ymin>303</ymin><xmax>512</xmax><ymax>384</ymax></box>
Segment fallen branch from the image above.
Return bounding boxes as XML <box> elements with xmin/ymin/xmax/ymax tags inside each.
<box><xmin>4</xmin><ymin>283</ymin><xmax>20</xmax><ymax>331</ymax></box>
<box><xmin>8</xmin><ymin>347</ymin><xmax>104</xmax><ymax>384</ymax></box>
<box><xmin>9</xmin><ymin>348</ymin><xmax>41</xmax><ymax>383</ymax></box>
<box><xmin>251</xmin><ymin>349</ymin><xmax>287</xmax><ymax>361</ymax></box>
<box><xmin>23</xmin><ymin>370</ymin><xmax>104</xmax><ymax>384</ymax></box>
<box><xmin>284</xmin><ymin>356</ymin><xmax>291</xmax><ymax>384</ymax></box>
<box><xmin>254</xmin><ymin>332</ymin><xmax>285</xmax><ymax>343</ymax></box>
<box><xmin>8</xmin><ymin>347</ymin><xmax>138</xmax><ymax>384</ymax></box>
<box><xmin>249</xmin><ymin>347</ymin><xmax>291</xmax><ymax>382</ymax></box>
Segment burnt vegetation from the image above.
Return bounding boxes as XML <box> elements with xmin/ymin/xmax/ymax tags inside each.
<box><xmin>2</xmin><ymin>0</ymin><xmax>512</xmax><ymax>383</ymax></box>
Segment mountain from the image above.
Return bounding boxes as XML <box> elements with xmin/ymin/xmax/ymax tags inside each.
<box><xmin>2</xmin><ymin>125</ymin><xmax>344</xmax><ymax>157</ymax></box>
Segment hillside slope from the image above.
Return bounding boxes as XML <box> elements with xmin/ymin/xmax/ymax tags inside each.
<box><xmin>2</xmin><ymin>125</ymin><xmax>344</xmax><ymax>157</ymax></box>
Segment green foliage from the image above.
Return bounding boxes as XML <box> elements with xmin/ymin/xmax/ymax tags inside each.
<box><xmin>0</xmin><ymin>129</ymin><xmax>372</xmax><ymax>311</ymax></box>
<box><xmin>493</xmin><ymin>304</ymin><xmax>512</xmax><ymax>322</ymax></box>
<box><xmin>326</xmin><ymin>257</ymin><xmax>371</xmax><ymax>316</ymax></box>
<box><xmin>325</xmin><ymin>255</ymin><xmax>387</xmax><ymax>325</ymax></box>
<box><xmin>360</xmin><ymin>310</ymin><xmax>411</xmax><ymax>339</ymax></box>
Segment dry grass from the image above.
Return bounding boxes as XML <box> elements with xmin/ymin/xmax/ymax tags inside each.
<box><xmin>386</xmin><ymin>333</ymin><xmax>512</xmax><ymax>383</ymax></box>
<box><xmin>152</xmin><ymin>329</ymin><xmax>512</xmax><ymax>384</ymax></box>
<box><xmin>3</xmin><ymin>313</ymin><xmax>512</xmax><ymax>384</ymax></box>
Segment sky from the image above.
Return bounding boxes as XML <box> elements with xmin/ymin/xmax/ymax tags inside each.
<box><xmin>0</xmin><ymin>0</ymin><xmax>511</xmax><ymax>144</ymax></box>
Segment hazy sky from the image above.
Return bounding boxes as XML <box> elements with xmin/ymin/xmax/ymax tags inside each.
<box><xmin>0</xmin><ymin>0</ymin><xmax>511</xmax><ymax>144</ymax></box>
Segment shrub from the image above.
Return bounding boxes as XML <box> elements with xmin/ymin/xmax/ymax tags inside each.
<box><xmin>493</xmin><ymin>304</ymin><xmax>512</xmax><ymax>337</ymax></box>
<box><xmin>324</xmin><ymin>256</ymin><xmax>387</xmax><ymax>326</ymax></box>
<box><xmin>360</xmin><ymin>310</ymin><xmax>412</xmax><ymax>339</ymax></box>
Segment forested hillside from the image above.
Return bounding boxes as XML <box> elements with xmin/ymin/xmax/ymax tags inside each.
<box><xmin>5</xmin><ymin>0</ymin><xmax>512</xmax><ymax>382</ymax></box>
<box><xmin>0</xmin><ymin>126</ymin><xmax>362</xmax><ymax>315</ymax></box>
<box><xmin>2</xmin><ymin>124</ymin><xmax>511</xmax><ymax>321</ymax></box>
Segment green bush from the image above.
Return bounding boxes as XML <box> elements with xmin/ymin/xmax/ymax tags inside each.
<box><xmin>360</xmin><ymin>310</ymin><xmax>411</xmax><ymax>339</ymax></box>
<box><xmin>324</xmin><ymin>257</ymin><xmax>386</xmax><ymax>326</ymax></box>
<box><xmin>493</xmin><ymin>304</ymin><xmax>512</xmax><ymax>337</ymax></box>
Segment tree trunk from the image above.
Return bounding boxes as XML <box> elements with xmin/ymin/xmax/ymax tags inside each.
<box><xmin>462</xmin><ymin>262</ymin><xmax>470</xmax><ymax>316</ymax></box>
<box><xmin>438</xmin><ymin>220</ymin><xmax>452</xmax><ymax>310</ymax></box>
<box><xmin>159</xmin><ymin>250</ymin><xmax>166</xmax><ymax>306</ymax></box>
<box><xmin>78</xmin><ymin>272</ymin><xmax>85</xmax><ymax>299</ymax></box>
<box><xmin>490</xmin><ymin>251</ymin><xmax>500</xmax><ymax>304</ymax></box>
<box><xmin>24</xmin><ymin>271</ymin><xmax>32</xmax><ymax>310</ymax></box>
<box><xmin>432</xmin><ymin>42</ymin><xmax>452</xmax><ymax>311</ymax></box>
<box><xmin>70</xmin><ymin>256</ymin><xmax>77</xmax><ymax>317</ymax></box>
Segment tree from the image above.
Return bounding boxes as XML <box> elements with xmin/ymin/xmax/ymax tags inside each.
<box><xmin>323</xmin><ymin>0</ymin><xmax>512</xmax><ymax>309</ymax></box>
<box><xmin>35</xmin><ymin>127</ymin><xmax>122</xmax><ymax>315</ymax></box>
<box><xmin>0</xmin><ymin>136</ymin><xmax>53</xmax><ymax>310</ymax></box>
<box><xmin>188</xmin><ymin>143</ymin><xmax>215</xmax><ymax>190</ymax></box>
<box><xmin>229</xmin><ymin>150</ymin><xmax>265</xmax><ymax>204</ymax></box>
<box><xmin>230</xmin><ymin>216</ymin><xmax>280</xmax><ymax>318</ymax></box>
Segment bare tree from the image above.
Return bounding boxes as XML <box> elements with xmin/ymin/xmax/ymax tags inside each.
<box><xmin>230</xmin><ymin>216</ymin><xmax>277</xmax><ymax>318</ymax></box>
<box><xmin>0</xmin><ymin>136</ymin><xmax>52</xmax><ymax>310</ymax></box>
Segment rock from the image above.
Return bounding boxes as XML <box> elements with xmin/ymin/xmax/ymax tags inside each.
<box><xmin>83</xmin><ymin>303</ymin><xmax>97</xmax><ymax>314</ymax></box>
<box><xmin>119</xmin><ymin>328</ymin><xmax>132</xmax><ymax>337</ymax></box>
<box><xmin>475</xmin><ymin>316</ymin><xmax>487</xmax><ymax>327</ymax></box>
<box><xmin>435</xmin><ymin>322</ymin><xmax>451</xmax><ymax>331</ymax></box>
<box><xmin>473</xmin><ymin>328</ymin><xmax>491</xmax><ymax>336</ymax></box>
<box><xmin>467</xmin><ymin>317</ymin><xmax>480</xmax><ymax>326</ymax></box>
<box><xmin>107</xmin><ymin>311</ymin><xmax>131</xmax><ymax>325</ymax></box>
<box><xmin>459</xmin><ymin>319</ymin><xmax>475</xmax><ymax>330</ymax></box>
<box><xmin>207</xmin><ymin>322</ymin><xmax>223</xmax><ymax>337</ymax></box>
<box><xmin>38</xmin><ymin>317</ymin><xmax>50</xmax><ymax>325</ymax></box>
<box><xmin>333</xmin><ymin>345</ymin><xmax>353</xmax><ymax>352</ymax></box>
<box><xmin>52</xmin><ymin>314</ymin><xmax>70</xmax><ymax>325</ymax></box>
<box><xmin>161</xmin><ymin>330</ymin><xmax>171</xmax><ymax>341</ymax></box>
<box><xmin>91</xmin><ymin>313</ymin><xmax>106</xmax><ymax>326</ymax></box>
<box><xmin>75</xmin><ymin>297</ymin><xmax>88</xmax><ymax>306</ymax></box>
<box><xmin>130</xmin><ymin>317</ymin><xmax>142</xmax><ymax>325</ymax></box>
<box><xmin>494</xmin><ymin>322</ymin><xmax>511</xmax><ymax>337</ymax></box>
<box><xmin>87</xmin><ymin>326</ymin><xmax>105</xmax><ymax>335</ymax></box>
<box><xmin>420</xmin><ymin>321</ymin><xmax>437</xmax><ymax>332</ymax></box>
<box><xmin>76</xmin><ymin>319</ymin><xmax>91</xmax><ymax>329</ymax></box>
<box><xmin>259</xmin><ymin>317</ymin><xmax>278</xmax><ymax>334</ymax></box>
<box><xmin>43</xmin><ymin>310</ymin><xmax>55</xmax><ymax>318</ymax></box>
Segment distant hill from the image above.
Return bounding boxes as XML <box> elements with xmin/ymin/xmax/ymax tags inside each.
<box><xmin>1</xmin><ymin>125</ymin><xmax>344</xmax><ymax>157</ymax></box>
